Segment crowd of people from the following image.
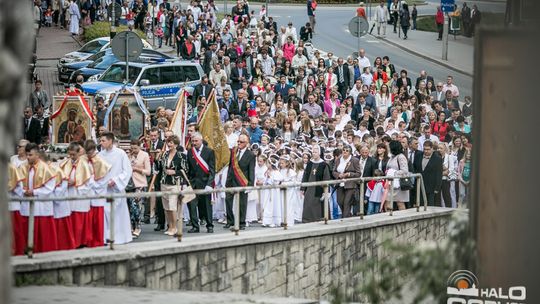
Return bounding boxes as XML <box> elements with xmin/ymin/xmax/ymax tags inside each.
<box><xmin>15</xmin><ymin>0</ymin><xmax>473</xmax><ymax>255</ymax></box>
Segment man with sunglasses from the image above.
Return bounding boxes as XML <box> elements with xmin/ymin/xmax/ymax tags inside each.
<box><xmin>224</xmin><ymin>134</ymin><xmax>255</xmax><ymax>230</ymax></box>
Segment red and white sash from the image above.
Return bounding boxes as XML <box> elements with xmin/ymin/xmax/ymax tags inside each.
<box><xmin>192</xmin><ymin>147</ymin><xmax>209</xmax><ymax>174</ymax></box>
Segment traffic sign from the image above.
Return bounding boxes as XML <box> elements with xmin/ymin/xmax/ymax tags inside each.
<box><xmin>348</xmin><ymin>16</ymin><xmax>369</xmax><ymax>38</ymax></box>
<box><xmin>441</xmin><ymin>0</ymin><xmax>455</xmax><ymax>13</ymax></box>
<box><xmin>111</xmin><ymin>31</ymin><xmax>144</xmax><ymax>62</ymax></box>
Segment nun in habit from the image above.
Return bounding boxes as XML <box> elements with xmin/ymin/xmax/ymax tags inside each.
<box><xmin>301</xmin><ymin>145</ymin><xmax>331</xmax><ymax>223</ymax></box>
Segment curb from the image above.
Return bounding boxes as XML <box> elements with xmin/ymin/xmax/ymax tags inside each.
<box><xmin>71</xmin><ymin>35</ymin><xmax>83</xmax><ymax>47</ymax></box>
<box><xmin>373</xmin><ymin>34</ymin><xmax>474</xmax><ymax>77</ymax></box>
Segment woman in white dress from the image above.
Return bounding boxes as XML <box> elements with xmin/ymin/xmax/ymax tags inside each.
<box><xmin>279</xmin><ymin>155</ymin><xmax>296</xmax><ymax>227</ymax></box>
<box><xmin>262</xmin><ymin>157</ymin><xmax>283</xmax><ymax>227</ymax></box>
<box><xmin>375</xmin><ymin>84</ymin><xmax>392</xmax><ymax>119</ymax></box>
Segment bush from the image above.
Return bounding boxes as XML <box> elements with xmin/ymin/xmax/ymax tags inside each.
<box><xmin>83</xmin><ymin>21</ymin><xmax>146</xmax><ymax>42</ymax></box>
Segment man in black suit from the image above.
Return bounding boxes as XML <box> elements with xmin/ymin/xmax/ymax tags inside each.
<box><xmin>274</xmin><ymin>75</ymin><xmax>291</xmax><ymax>100</ymax></box>
<box><xmin>148</xmin><ymin>128</ymin><xmax>166</xmax><ymax>230</ymax></box>
<box><xmin>415</xmin><ymin>70</ymin><xmax>434</xmax><ymax>90</ymax></box>
<box><xmin>187</xmin><ymin>132</ymin><xmax>216</xmax><ymax>233</ymax></box>
<box><xmin>358</xmin><ymin>146</ymin><xmax>375</xmax><ymax>178</ymax></box>
<box><xmin>413</xmin><ymin>141</ymin><xmax>443</xmax><ymax>206</ymax></box>
<box><xmin>334</xmin><ymin>57</ymin><xmax>350</xmax><ymax>100</ymax></box>
<box><xmin>229</xmin><ymin>89</ymin><xmax>249</xmax><ymax>117</ymax></box>
<box><xmin>225</xmin><ymin>133</ymin><xmax>255</xmax><ymax>230</ymax></box>
<box><xmin>230</xmin><ymin>60</ymin><xmax>249</xmax><ymax>96</ymax></box>
<box><xmin>33</xmin><ymin>105</ymin><xmax>50</xmax><ymax>142</ymax></box>
<box><xmin>23</xmin><ymin>107</ymin><xmax>42</xmax><ymax>144</ymax></box>
<box><xmin>191</xmin><ymin>75</ymin><xmax>214</xmax><ymax>107</ymax></box>
<box><xmin>403</xmin><ymin>136</ymin><xmax>421</xmax><ymax>208</ymax></box>
<box><xmin>356</xmin><ymin>145</ymin><xmax>376</xmax><ymax>215</ymax></box>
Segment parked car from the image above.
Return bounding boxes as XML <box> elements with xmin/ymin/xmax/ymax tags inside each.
<box><xmin>69</xmin><ymin>49</ymin><xmax>175</xmax><ymax>83</ymax></box>
<box><xmin>58</xmin><ymin>36</ymin><xmax>153</xmax><ymax>65</ymax></box>
<box><xmin>82</xmin><ymin>61</ymin><xmax>204</xmax><ymax>111</ymax></box>
<box><xmin>58</xmin><ymin>49</ymin><xmax>110</xmax><ymax>83</ymax></box>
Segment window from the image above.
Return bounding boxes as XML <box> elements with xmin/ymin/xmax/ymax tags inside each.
<box><xmin>139</xmin><ymin>67</ymin><xmax>160</xmax><ymax>85</ymax></box>
<box><xmin>100</xmin><ymin>65</ymin><xmax>141</xmax><ymax>84</ymax></box>
<box><xmin>160</xmin><ymin>66</ymin><xmax>182</xmax><ymax>84</ymax></box>
<box><xmin>79</xmin><ymin>40</ymin><xmax>105</xmax><ymax>54</ymax></box>
<box><xmin>182</xmin><ymin>66</ymin><xmax>200</xmax><ymax>82</ymax></box>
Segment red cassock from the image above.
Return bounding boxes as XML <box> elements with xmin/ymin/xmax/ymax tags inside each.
<box><xmin>32</xmin><ymin>216</ymin><xmax>58</xmax><ymax>253</ymax></box>
<box><xmin>71</xmin><ymin>211</ymin><xmax>92</xmax><ymax>248</ymax></box>
<box><xmin>11</xmin><ymin>211</ymin><xmax>27</xmax><ymax>256</ymax></box>
<box><xmin>87</xmin><ymin>206</ymin><xmax>104</xmax><ymax>247</ymax></box>
<box><xmin>54</xmin><ymin>216</ymin><xmax>76</xmax><ymax>251</ymax></box>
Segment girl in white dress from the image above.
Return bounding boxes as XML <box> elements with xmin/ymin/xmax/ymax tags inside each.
<box><xmin>262</xmin><ymin>156</ymin><xmax>283</xmax><ymax>227</ymax></box>
<box><xmin>254</xmin><ymin>155</ymin><xmax>268</xmax><ymax>222</ymax></box>
<box><xmin>279</xmin><ymin>155</ymin><xmax>296</xmax><ymax>227</ymax></box>
<box><xmin>293</xmin><ymin>159</ymin><xmax>305</xmax><ymax>222</ymax></box>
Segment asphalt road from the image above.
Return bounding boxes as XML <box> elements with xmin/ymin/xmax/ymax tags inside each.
<box><xmin>237</xmin><ymin>4</ymin><xmax>476</xmax><ymax>97</ymax></box>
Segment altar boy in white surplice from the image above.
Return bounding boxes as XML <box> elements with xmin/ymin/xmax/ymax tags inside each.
<box><xmin>98</xmin><ymin>132</ymin><xmax>133</xmax><ymax>245</ymax></box>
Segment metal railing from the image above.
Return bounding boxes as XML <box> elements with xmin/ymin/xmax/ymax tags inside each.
<box><xmin>10</xmin><ymin>174</ymin><xmax>429</xmax><ymax>258</ymax></box>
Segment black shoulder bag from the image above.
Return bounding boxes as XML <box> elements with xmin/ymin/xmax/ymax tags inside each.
<box><xmin>397</xmin><ymin>155</ymin><xmax>414</xmax><ymax>191</ymax></box>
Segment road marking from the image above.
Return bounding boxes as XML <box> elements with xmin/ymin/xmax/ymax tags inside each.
<box><xmin>366</xmin><ymin>40</ymin><xmax>380</xmax><ymax>43</ymax></box>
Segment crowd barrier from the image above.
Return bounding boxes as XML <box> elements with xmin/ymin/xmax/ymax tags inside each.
<box><xmin>10</xmin><ymin>174</ymin><xmax>428</xmax><ymax>258</ymax></box>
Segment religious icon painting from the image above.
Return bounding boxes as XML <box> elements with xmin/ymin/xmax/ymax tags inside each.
<box><xmin>51</xmin><ymin>92</ymin><xmax>94</xmax><ymax>145</ymax></box>
<box><xmin>105</xmin><ymin>90</ymin><xmax>149</xmax><ymax>147</ymax></box>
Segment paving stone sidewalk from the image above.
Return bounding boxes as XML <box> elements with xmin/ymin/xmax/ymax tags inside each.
<box><xmin>31</xmin><ymin>27</ymin><xmax>82</xmax><ymax>98</ymax></box>
<box><xmin>370</xmin><ymin>28</ymin><xmax>474</xmax><ymax>76</ymax></box>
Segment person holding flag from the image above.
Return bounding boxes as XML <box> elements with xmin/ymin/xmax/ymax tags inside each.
<box><xmin>187</xmin><ymin>132</ymin><xmax>216</xmax><ymax>233</ymax></box>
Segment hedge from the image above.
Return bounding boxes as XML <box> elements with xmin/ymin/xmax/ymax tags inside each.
<box><xmin>416</xmin><ymin>12</ymin><xmax>505</xmax><ymax>33</ymax></box>
<box><xmin>83</xmin><ymin>21</ymin><xmax>146</xmax><ymax>42</ymax></box>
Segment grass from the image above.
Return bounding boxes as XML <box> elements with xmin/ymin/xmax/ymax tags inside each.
<box><xmin>416</xmin><ymin>12</ymin><xmax>506</xmax><ymax>33</ymax></box>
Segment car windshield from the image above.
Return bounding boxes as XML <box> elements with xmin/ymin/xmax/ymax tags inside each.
<box><xmin>79</xmin><ymin>39</ymin><xmax>107</xmax><ymax>54</ymax></box>
<box><xmin>87</xmin><ymin>50</ymin><xmax>108</xmax><ymax>62</ymax></box>
<box><xmin>88</xmin><ymin>55</ymin><xmax>119</xmax><ymax>69</ymax></box>
<box><xmin>99</xmin><ymin>65</ymin><xmax>141</xmax><ymax>84</ymax></box>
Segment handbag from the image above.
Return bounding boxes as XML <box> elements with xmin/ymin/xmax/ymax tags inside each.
<box><xmin>179</xmin><ymin>169</ymin><xmax>196</xmax><ymax>203</ymax></box>
<box><xmin>396</xmin><ymin>155</ymin><xmax>414</xmax><ymax>191</ymax></box>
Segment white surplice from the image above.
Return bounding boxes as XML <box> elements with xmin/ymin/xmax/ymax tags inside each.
<box><xmin>99</xmin><ymin>147</ymin><xmax>133</xmax><ymax>245</ymax></box>
<box><xmin>20</xmin><ymin>168</ymin><xmax>55</xmax><ymax>217</ymax></box>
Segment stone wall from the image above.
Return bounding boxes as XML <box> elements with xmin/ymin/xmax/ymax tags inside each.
<box><xmin>13</xmin><ymin>208</ymin><xmax>453</xmax><ymax>300</ymax></box>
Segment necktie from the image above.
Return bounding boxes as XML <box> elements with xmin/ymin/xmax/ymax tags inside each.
<box><xmin>339</xmin><ymin>66</ymin><xmax>344</xmax><ymax>83</ymax></box>
<box><xmin>202</xmin><ymin>86</ymin><xmax>206</xmax><ymax>97</ymax></box>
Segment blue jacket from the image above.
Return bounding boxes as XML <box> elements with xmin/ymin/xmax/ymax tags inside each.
<box><xmin>247</xmin><ymin>126</ymin><xmax>263</xmax><ymax>144</ymax></box>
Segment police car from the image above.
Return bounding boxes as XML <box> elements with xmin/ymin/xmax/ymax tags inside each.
<box><xmin>81</xmin><ymin>61</ymin><xmax>203</xmax><ymax>111</ymax></box>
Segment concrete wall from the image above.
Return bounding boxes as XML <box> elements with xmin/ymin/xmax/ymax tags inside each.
<box><xmin>13</xmin><ymin>208</ymin><xmax>452</xmax><ymax>300</ymax></box>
